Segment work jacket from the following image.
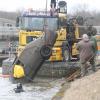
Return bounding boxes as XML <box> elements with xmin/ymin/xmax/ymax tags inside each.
<box><xmin>77</xmin><ymin>39</ymin><xmax>95</xmax><ymax>63</ymax></box>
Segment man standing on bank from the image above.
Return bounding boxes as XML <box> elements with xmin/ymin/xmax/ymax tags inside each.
<box><xmin>77</xmin><ymin>34</ymin><xmax>96</xmax><ymax>77</ymax></box>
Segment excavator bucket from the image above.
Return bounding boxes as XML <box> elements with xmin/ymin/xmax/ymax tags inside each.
<box><xmin>11</xmin><ymin>30</ymin><xmax>57</xmax><ymax>82</ymax></box>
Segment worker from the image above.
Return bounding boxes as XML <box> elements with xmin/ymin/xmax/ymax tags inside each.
<box><xmin>86</xmin><ymin>25</ymin><xmax>97</xmax><ymax>55</ymax></box>
<box><xmin>65</xmin><ymin>20</ymin><xmax>75</xmax><ymax>60</ymax></box>
<box><xmin>77</xmin><ymin>34</ymin><xmax>96</xmax><ymax>77</ymax></box>
<box><xmin>89</xmin><ymin>35</ymin><xmax>98</xmax><ymax>57</ymax></box>
<box><xmin>50</xmin><ymin>0</ymin><xmax>56</xmax><ymax>16</ymax></box>
<box><xmin>87</xmin><ymin>25</ymin><xmax>97</xmax><ymax>37</ymax></box>
<box><xmin>66</xmin><ymin>32</ymin><xmax>75</xmax><ymax>59</ymax></box>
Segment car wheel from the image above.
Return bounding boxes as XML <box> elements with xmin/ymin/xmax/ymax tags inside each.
<box><xmin>40</xmin><ymin>45</ymin><xmax>52</xmax><ymax>59</ymax></box>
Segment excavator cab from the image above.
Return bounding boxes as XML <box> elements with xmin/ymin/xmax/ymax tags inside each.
<box><xmin>16</xmin><ymin>14</ymin><xmax>58</xmax><ymax>55</ymax></box>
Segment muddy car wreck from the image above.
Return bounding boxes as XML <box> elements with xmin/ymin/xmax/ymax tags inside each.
<box><xmin>11</xmin><ymin>30</ymin><xmax>57</xmax><ymax>82</ymax></box>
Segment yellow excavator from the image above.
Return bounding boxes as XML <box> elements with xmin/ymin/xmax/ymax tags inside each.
<box><xmin>11</xmin><ymin>0</ymin><xmax>81</xmax><ymax>82</ymax></box>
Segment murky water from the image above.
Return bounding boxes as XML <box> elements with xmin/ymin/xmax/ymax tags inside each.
<box><xmin>0</xmin><ymin>71</ymin><xmax>65</xmax><ymax>100</ymax></box>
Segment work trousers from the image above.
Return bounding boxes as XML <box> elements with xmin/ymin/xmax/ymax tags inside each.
<box><xmin>80</xmin><ymin>57</ymin><xmax>96</xmax><ymax>77</ymax></box>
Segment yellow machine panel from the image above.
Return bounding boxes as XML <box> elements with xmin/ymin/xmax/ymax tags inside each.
<box><xmin>19</xmin><ymin>31</ymin><xmax>43</xmax><ymax>45</ymax></box>
<box><xmin>56</xmin><ymin>28</ymin><xmax>66</xmax><ymax>41</ymax></box>
<box><xmin>49</xmin><ymin>47</ymin><xmax>63</xmax><ymax>61</ymax></box>
<box><xmin>72</xmin><ymin>43</ymin><xmax>79</xmax><ymax>56</ymax></box>
<box><xmin>75</xmin><ymin>24</ymin><xmax>79</xmax><ymax>39</ymax></box>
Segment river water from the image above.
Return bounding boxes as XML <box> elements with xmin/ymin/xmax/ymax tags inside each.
<box><xmin>0</xmin><ymin>68</ymin><xmax>65</xmax><ymax>100</ymax></box>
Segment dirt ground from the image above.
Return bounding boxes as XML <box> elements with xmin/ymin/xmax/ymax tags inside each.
<box><xmin>62</xmin><ymin>69</ymin><xmax>100</xmax><ymax>100</ymax></box>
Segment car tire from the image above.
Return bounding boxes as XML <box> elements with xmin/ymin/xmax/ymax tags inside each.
<box><xmin>40</xmin><ymin>45</ymin><xmax>52</xmax><ymax>59</ymax></box>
